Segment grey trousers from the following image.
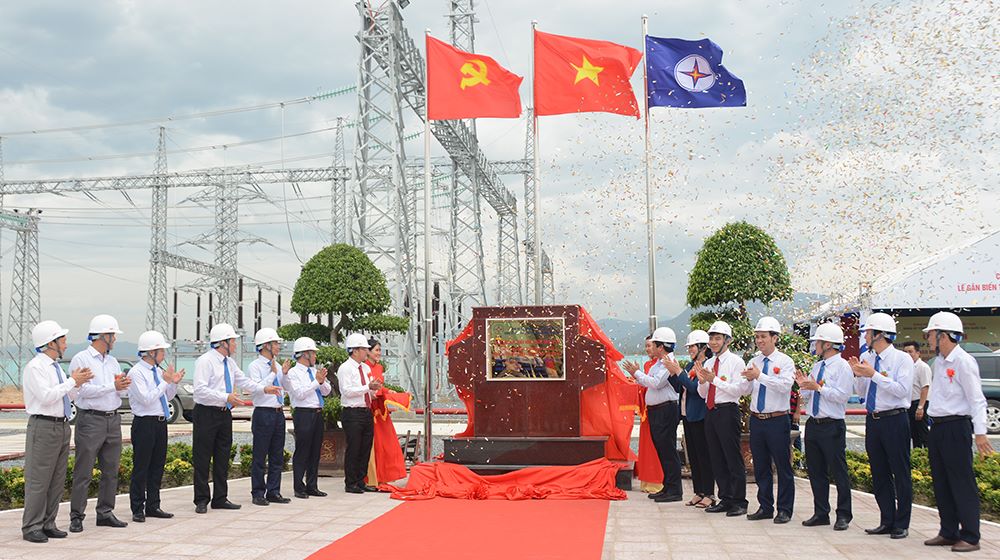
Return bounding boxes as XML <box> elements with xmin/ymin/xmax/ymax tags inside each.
<box><xmin>22</xmin><ymin>416</ymin><xmax>71</xmax><ymax>535</ymax></box>
<box><xmin>70</xmin><ymin>411</ymin><xmax>122</xmax><ymax>521</ymax></box>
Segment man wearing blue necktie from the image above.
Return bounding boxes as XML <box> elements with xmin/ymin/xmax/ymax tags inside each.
<box><xmin>741</xmin><ymin>317</ymin><xmax>796</xmax><ymax>524</ymax></box>
<box><xmin>21</xmin><ymin>321</ymin><xmax>93</xmax><ymax>543</ymax></box>
<box><xmin>192</xmin><ymin>323</ymin><xmax>282</xmax><ymax>514</ymax></box>
<box><xmin>126</xmin><ymin>330</ymin><xmax>184</xmax><ymax>523</ymax></box>
<box><xmin>849</xmin><ymin>312</ymin><xmax>914</xmax><ymax>540</ymax></box>
<box><xmin>796</xmin><ymin>322</ymin><xmax>853</xmax><ymax>531</ymax></box>
<box><xmin>286</xmin><ymin>336</ymin><xmax>333</xmax><ymax>499</ymax></box>
<box><xmin>247</xmin><ymin>328</ymin><xmax>294</xmax><ymax>506</ymax></box>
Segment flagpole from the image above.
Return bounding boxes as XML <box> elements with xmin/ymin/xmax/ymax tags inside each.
<box><xmin>531</xmin><ymin>20</ymin><xmax>542</xmax><ymax>305</ymax></box>
<box><xmin>422</xmin><ymin>29</ymin><xmax>434</xmax><ymax>462</ymax></box>
<box><xmin>641</xmin><ymin>15</ymin><xmax>656</xmax><ymax>333</ymax></box>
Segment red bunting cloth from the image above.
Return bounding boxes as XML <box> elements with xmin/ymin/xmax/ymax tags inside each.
<box><xmin>383</xmin><ymin>458</ymin><xmax>627</xmax><ymax>501</ymax></box>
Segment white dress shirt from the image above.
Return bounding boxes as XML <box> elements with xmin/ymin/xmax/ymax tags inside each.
<box><xmin>192</xmin><ymin>349</ymin><xmax>264</xmax><ymax>407</ymax></box>
<box><xmin>127</xmin><ymin>359</ymin><xmax>178</xmax><ymax>417</ymax></box>
<box><xmin>800</xmin><ymin>354</ymin><xmax>853</xmax><ymax>419</ymax></box>
<box><xmin>70</xmin><ymin>345</ymin><xmax>126</xmax><ymax>412</ymax></box>
<box><xmin>927</xmin><ymin>345</ymin><xmax>988</xmax><ymax>435</ymax></box>
<box><xmin>696</xmin><ymin>350</ymin><xmax>748</xmax><ymax>404</ymax></box>
<box><xmin>854</xmin><ymin>345</ymin><xmax>914</xmax><ymax>413</ymax></box>
<box><xmin>246</xmin><ymin>355</ymin><xmax>287</xmax><ymax>409</ymax></box>
<box><xmin>337</xmin><ymin>357</ymin><xmax>376</xmax><ymax>408</ymax></box>
<box><xmin>634</xmin><ymin>353</ymin><xmax>680</xmax><ymax>405</ymax></box>
<box><xmin>286</xmin><ymin>362</ymin><xmax>332</xmax><ymax>409</ymax></box>
<box><xmin>747</xmin><ymin>349</ymin><xmax>795</xmax><ymax>414</ymax></box>
<box><xmin>911</xmin><ymin>358</ymin><xmax>931</xmax><ymax>401</ymax></box>
<box><xmin>23</xmin><ymin>353</ymin><xmax>78</xmax><ymax>417</ymax></box>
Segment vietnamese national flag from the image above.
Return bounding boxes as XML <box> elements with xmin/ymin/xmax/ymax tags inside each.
<box><xmin>534</xmin><ymin>30</ymin><xmax>643</xmax><ymax>118</ymax></box>
<box><xmin>426</xmin><ymin>35</ymin><xmax>523</xmax><ymax>120</ymax></box>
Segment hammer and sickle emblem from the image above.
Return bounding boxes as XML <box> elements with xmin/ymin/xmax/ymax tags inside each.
<box><xmin>460</xmin><ymin>59</ymin><xmax>490</xmax><ymax>90</ymax></box>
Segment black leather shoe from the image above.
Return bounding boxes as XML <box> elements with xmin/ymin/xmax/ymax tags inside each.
<box><xmin>726</xmin><ymin>507</ymin><xmax>748</xmax><ymax>517</ymax></box>
<box><xmin>653</xmin><ymin>493</ymin><xmax>683</xmax><ymax>503</ymax></box>
<box><xmin>211</xmin><ymin>500</ymin><xmax>241</xmax><ymax>510</ymax></box>
<box><xmin>42</xmin><ymin>527</ymin><xmax>67</xmax><ymax>538</ymax></box>
<box><xmin>195</xmin><ymin>504</ymin><xmax>208</xmax><ymax>514</ymax></box>
<box><xmin>307</xmin><ymin>489</ymin><xmax>328</xmax><ymax>497</ymax></box>
<box><xmin>96</xmin><ymin>514</ymin><xmax>128</xmax><ymax>528</ymax></box>
<box><xmin>23</xmin><ymin>530</ymin><xmax>48</xmax><ymax>543</ymax></box>
<box><xmin>294</xmin><ymin>491</ymin><xmax>309</xmax><ymax>499</ymax></box>
<box><xmin>774</xmin><ymin>512</ymin><xmax>792</xmax><ymax>524</ymax></box>
<box><xmin>146</xmin><ymin>508</ymin><xmax>173</xmax><ymax>519</ymax></box>
<box><xmin>802</xmin><ymin>515</ymin><xmax>830</xmax><ymax>527</ymax></box>
<box><xmin>865</xmin><ymin>524</ymin><xmax>892</xmax><ymax>535</ymax></box>
<box><xmin>69</xmin><ymin>518</ymin><xmax>83</xmax><ymax>533</ymax></box>
<box><xmin>132</xmin><ymin>514</ymin><xmax>146</xmax><ymax>523</ymax></box>
<box><xmin>267</xmin><ymin>494</ymin><xmax>291</xmax><ymax>504</ymax></box>
<box><xmin>647</xmin><ymin>491</ymin><xmax>665</xmax><ymax>500</ymax></box>
<box><xmin>890</xmin><ymin>528</ymin><xmax>908</xmax><ymax>539</ymax></box>
<box><xmin>362</xmin><ymin>486</ymin><xmax>379</xmax><ymax>493</ymax></box>
<box><xmin>834</xmin><ymin>518</ymin><xmax>850</xmax><ymax>531</ymax></box>
<box><xmin>345</xmin><ymin>486</ymin><xmax>364</xmax><ymax>494</ymax></box>
<box><xmin>704</xmin><ymin>502</ymin><xmax>729</xmax><ymax>513</ymax></box>
<box><xmin>746</xmin><ymin>508</ymin><xmax>773</xmax><ymax>521</ymax></box>
<box><xmin>252</xmin><ymin>496</ymin><xmax>270</xmax><ymax>506</ymax></box>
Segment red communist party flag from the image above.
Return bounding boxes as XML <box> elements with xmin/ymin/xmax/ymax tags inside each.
<box><xmin>534</xmin><ymin>30</ymin><xmax>643</xmax><ymax>118</ymax></box>
<box><xmin>426</xmin><ymin>35</ymin><xmax>523</xmax><ymax>120</ymax></box>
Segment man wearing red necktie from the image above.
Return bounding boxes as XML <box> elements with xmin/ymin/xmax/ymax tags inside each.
<box><xmin>337</xmin><ymin>333</ymin><xmax>382</xmax><ymax>494</ymax></box>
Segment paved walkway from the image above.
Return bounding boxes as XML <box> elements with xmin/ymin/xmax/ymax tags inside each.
<box><xmin>1</xmin><ymin>472</ymin><xmax>997</xmax><ymax>559</ymax></box>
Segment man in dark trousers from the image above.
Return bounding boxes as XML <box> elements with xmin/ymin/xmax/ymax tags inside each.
<box><xmin>337</xmin><ymin>333</ymin><xmax>382</xmax><ymax>493</ymax></box>
<box><xmin>796</xmin><ymin>322</ymin><xmax>853</xmax><ymax>531</ymax></box>
<box><xmin>286</xmin><ymin>336</ymin><xmax>332</xmax><ymax>499</ymax></box>
<box><xmin>849</xmin><ymin>312</ymin><xmax>913</xmax><ymax>539</ymax></box>
<box><xmin>922</xmin><ymin>312</ymin><xmax>994</xmax><ymax>553</ymax></box>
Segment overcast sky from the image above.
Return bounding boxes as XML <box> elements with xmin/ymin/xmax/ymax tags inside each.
<box><xmin>0</xmin><ymin>0</ymin><xmax>995</xmax><ymax>342</ymax></box>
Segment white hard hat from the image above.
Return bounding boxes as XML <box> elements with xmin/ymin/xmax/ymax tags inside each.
<box><xmin>923</xmin><ymin>311</ymin><xmax>963</xmax><ymax>334</ymax></box>
<box><xmin>707</xmin><ymin>321</ymin><xmax>733</xmax><ymax>338</ymax></box>
<box><xmin>293</xmin><ymin>337</ymin><xmax>318</xmax><ymax>354</ymax></box>
<box><xmin>209</xmin><ymin>323</ymin><xmax>239</xmax><ymax>343</ymax></box>
<box><xmin>254</xmin><ymin>327</ymin><xmax>282</xmax><ymax>346</ymax></box>
<box><xmin>860</xmin><ymin>312</ymin><xmax>896</xmax><ymax>334</ymax></box>
<box><xmin>650</xmin><ymin>327</ymin><xmax>677</xmax><ymax>344</ymax></box>
<box><xmin>88</xmin><ymin>314</ymin><xmax>123</xmax><ymax>335</ymax></box>
<box><xmin>32</xmin><ymin>320</ymin><xmax>69</xmax><ymax>349</ymax></box>
<box><xmin>686</xmin><ymin>329</ymin><xmax>710</xmax><ymax>346</ymax></box>
<box><xmin>345</xmin><ymin>333</ymin><xmax>371</xmax><ymax>350</ymax></box>
<box><xmin>137</xmin><ymin>330</ymin><xmax>171</xmax><ymax>352</ymax></box>
<box><xmin>753</xmin><ymin>316</ymin><xmax>782</xmax><ymax>334</ymax></box>
<box><xmin>809</xmin><ymin>322</ymin><xmax>845</xmax><ymax>345</ymax></box>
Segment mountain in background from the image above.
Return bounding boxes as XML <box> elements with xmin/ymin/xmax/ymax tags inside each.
<box><xmin>598</xmin><ymin>292</ymin><xmax>828</xmax><ymax>354</ymax></box>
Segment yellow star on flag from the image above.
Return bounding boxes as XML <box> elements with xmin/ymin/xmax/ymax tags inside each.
<box><xmin>571</xmin><ymin>55</ymin><xmax>604</xmax><ymax>85</ymax></box>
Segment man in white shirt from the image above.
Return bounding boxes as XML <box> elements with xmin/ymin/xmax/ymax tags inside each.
<box><xmin>21</xmin><ymin>321</ymin><xmax>93</xmax><ymax>543</ymax></box>
<box><xmin>695</xmin><ymin>320</ymin><xmax>749</xmax><ymax>516</ymax></box>
<box><xmin>126</xmin><ymin>330</ymin><xmax>184</xmax><ymax>523</ymax></box>
<box><xmin>902</xmin><ymin>341</ymin><xmax>931</xmax><ymax>448</ymax></box>
<box><xmin>796</xmin><ymin>322</ymin><xmax>853</xmax><ymax>531</ymax></box>
<box><xmin>623</xmin><ymin>327</ymin><xmax>684</xmax><ymax>502</ymax></box>
<box><xmin>247</xmin><ymin>328</ymin><xmax>292</xmax><ymax>506</ymax></box>
<box><xmin>68</xmin><ymin>314</ymin><xmax>131</xmax><ymax>533</ymax></box>
<box><xmin>191</xmin><ymin>323</ymin><xmax>281</xmax><ymax>513</ymax></box>
<box><xmin>338</xmin><ymin>333</ymin><xmax>382</xmax><ymax>494</ymax></box>
<box><xmin>921</xmin><ymin>312</ymin><xmax>994</xmax><ymax>553</ymax></box>
<box><xmin>743</xmin><ymin>317</ymin><xmax>796</xmax><ymax>524</ymax></box>
<box><xmin>849</xmin><ymin>312</ymin><xmax>914</xmax><ymax>539</ymax></box>
<box><xmin>286</xmin><ymin>336</ymin><xmax>332</xmax><ymax>499</ymax></box>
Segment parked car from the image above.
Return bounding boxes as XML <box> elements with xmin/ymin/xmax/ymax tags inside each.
<box><xmin>975</xmin><ymin>352</ymin><xmax>1000</xmax><ymax>435</ymax></box>
<box><xmin>60</xmin><ymin>359</ymin><xmax>195</xmax><ymax>424</ymax></box>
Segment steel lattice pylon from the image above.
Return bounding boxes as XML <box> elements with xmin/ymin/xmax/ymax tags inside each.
<box><xmin>146</xmin><ymin>127</ymin><xmax>170</xmax><ymax>336</ymax></box>
<box><xmin>331</xmin><ymin>117</ymin><xmax>349</xmax><ymax>245</ymax></box>
<box><xmin>4</xmin><ymin>209</ymin><xmax>40</xmax><ymax>385</ymax></box>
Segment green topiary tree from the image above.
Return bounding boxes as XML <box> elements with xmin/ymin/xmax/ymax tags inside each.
<box><xmin>686</xmin><ymin>221</ymin><xmax>793</xmax><ymax>319</ymax></box>
<box><xmin>284</xmin><ymin>244</ymin><xmax>408</xmax><ymax>345</ymax></box>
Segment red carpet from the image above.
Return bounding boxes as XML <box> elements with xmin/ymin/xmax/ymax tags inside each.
<box><xmin>306</xmin><ymin>498</ymin><xmax>611</xmax><ymax>560</ymax></box>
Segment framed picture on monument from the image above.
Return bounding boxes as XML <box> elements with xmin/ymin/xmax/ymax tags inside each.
<box><xmin>485</xmin><ymin>317</ymin><xmax>566</xmax><ymax>381</ymax></box>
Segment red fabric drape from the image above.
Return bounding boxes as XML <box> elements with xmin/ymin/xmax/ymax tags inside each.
<box><xmin>385</xmin><ymin>458</ymin><xmax>627</xmax><ymax>500</ymax></box>
<box><xmin>365</xmin><ymin>360</ymin><xmax>409</xmax><ymax>483</ymax></box>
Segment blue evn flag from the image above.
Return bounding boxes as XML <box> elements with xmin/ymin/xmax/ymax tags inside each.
<box><xmin>645</xmin><ymin>36</ymin><xmax>746</xmax><ymax>108</ymax></box>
